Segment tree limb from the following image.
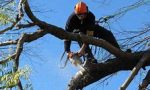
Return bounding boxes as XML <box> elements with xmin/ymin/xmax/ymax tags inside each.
<box><xmin>0</xmin><ymin>29</ymin><xmax>47</xmax><ymax>65</ymax></box>
<box><xmin>0</xmin><ymin>29</ymin><xmax>47</xmax><ymax>47</ymax></box>
<box><xmin>139</xmin><ymin>70</ymin><xmax>150</xmax><ymax>90</ymax></box>
<box><xmin>14</xmin><ymin>33</ymin><xmax>26</xmax><ymax>71</ymax></box>
<box><xmin>23</xmin><ymin>0</ymin><xmax>137</xmax><ymax>59</ymax></box>
<box><xmin>120</xmin><ymin>50</ymin><xmax>150</xmax><ymax>90</ymax></box>
<box><xmin>67</xmin><ymin>49</ymin><xmax>150</xmax><ymax>90</ymax></box>
<box><xmin>0</xmin><ymin>53</ymin><xmax>16</xmax><ymax>64</ymax></box>
<box><xmin>0</xmin><ymin>40</ymin><xmax>18</xmax><ymax>46</ymax></box>
<box><xmin>13</xmin><ymin>33</ymin><xmax>26</xmax><ymax>90</ymax></box>
<box><xmin>16</xmin><ymin>23</ymin><xmax>36</xmax><ymax>29</ymax></box>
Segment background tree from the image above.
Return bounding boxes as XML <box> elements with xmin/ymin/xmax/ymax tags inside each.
<box><xmin>0</xmin><ymin>0</ymin><xmax>150</xmax><ymax>90</ymax></box>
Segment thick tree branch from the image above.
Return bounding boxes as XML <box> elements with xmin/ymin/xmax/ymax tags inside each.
<box><xmin>0</xmin><ymin>29</ymin><xmax>47</xmax><ymax>47</ymax></box>
<box><xmin>16</xmin><ymin>23</ymin><xmax>36</xmax><ymax>29</ymax></box>
<box><xmin>0</xmin><ymin>27</ymin><xmax>135</xmax><ymax>60</ymax></box>
<box><xmin>120</xmin><ymin>51</ymin><xmax>150</xmax><ymax>90</ymax></box>
<box><xmin>0</xmin><ymin>40</ymin><xmax>18</xmax><ymax>46</ymax></box>
<box><xmin>67</xmin><ymin>49</ymin><xmax>150</xmax><ymax>90</ymax></box>
<box><xmin>23</xmin><ymin>0</ymin><xmax>137</xmax><ymax>59</ymax></box>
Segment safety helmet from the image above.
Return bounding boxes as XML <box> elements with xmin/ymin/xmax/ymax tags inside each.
<box><xmin>74</xmin><ymin>2</ymin><xmax>88</xmax><ymax>14</ymax></box>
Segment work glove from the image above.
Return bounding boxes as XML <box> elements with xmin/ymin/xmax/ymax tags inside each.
<box><xmin>67</xmin><ymin>52</ymin><xmax>82</xmax><ymax>59</ymax></box>
<box><xmin>67</xmin><ymin>52</ymin><xmax>73</xmax><ymax>58</ymax></box>
<box><xmin>67</xmin><ymin>52</ymin><xmax>83</xmax><ymax>67</ymax></box>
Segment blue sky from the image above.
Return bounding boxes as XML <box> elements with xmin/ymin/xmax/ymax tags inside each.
<box><xmin>16</xmin><ymin>0</ymin><xmax>150</xmax><ymax>90</ymax></box>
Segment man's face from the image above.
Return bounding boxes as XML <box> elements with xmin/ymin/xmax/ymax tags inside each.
<box><xmin>76</xmin><ymin>13</ymin><xmax>87</xmax><ymax>20</ymax></box>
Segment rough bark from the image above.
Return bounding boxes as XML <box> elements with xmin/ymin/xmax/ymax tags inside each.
<box><xmin>67</xmin><ymin>50</ymin><xmax>150</xmax><ymax>90</ymax></box>
<box><xmin>120</xmin><ymin>52</ymin><xmax>150</xmax><ymax>90</ymax></box>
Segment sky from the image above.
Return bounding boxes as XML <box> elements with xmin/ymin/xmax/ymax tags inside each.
<box><xmin>13</xmin><ymin>0</ymin><xmax>150</xmax><ymax>90</ymax></box>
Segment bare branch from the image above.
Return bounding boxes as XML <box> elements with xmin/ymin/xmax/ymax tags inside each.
<box><xmin>18</xmin><ymin>0</ymin><xmax>24</xmax><ymax>18</ymax></box>
<box><xmin>119</xmin><ymin>29</ymin><xmax>150</xmax><ymax>41</ymax></box>
<box><xmin>0</xmin><ymin>40</ymin><xmax>18</xmax><ymax>46</ymax></box>
<box><xmin>0</xmin><ymin>29</ymin><xmax>47</xmax><ymax>65</ymax></box>
<box><xmin>0</xmin><ymin>53</ymin><xmax>16</xmax><ymax>64</ymax></box>
<box><xmin>16</xmin><ymin>23</ymin><xmax>36</xmax><ymax>29</ymax></box>
<box><xmin>14</xmin><ymin>33</ymin><xmax>26</xmax><ymax>70</ymax></box>
<box><xmin>0</xmin><ymin>29</ymin><xmax>47</xmax><ymax>47</ymax></box>
<box><xmin>0</xmin><ymin>21</ymin><xmax>20</xmax><ymax>34</ymax></box>
<box><xmin>67</xmin><ymin>49</ymin><xmax>150</xmax><ymax>90</ymax></box>
<box><xmin>120</xmin><ymin>50</ymin><xmax>150</xmax><ymax>90</ymax></box>
<box><xmin>13</xmin><ymin>33</ymin><xmax>26</xmax><ymax>90</ymax></box>
<box><xmin>0</xmin><ymin>0</ymin><xmax>14</xmax><ymax>8</ymax></box>
<box><xmin>139</xmin><ymin>70</ymin><xmax>150</xmax><ymax>90</ymax></box>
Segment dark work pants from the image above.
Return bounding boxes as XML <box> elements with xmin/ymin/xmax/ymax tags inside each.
<box><xmin>92</xmin><ymin>25</ymin><xmax>120</xmax><ymax>49</ymax></box>
<box><xmin>83</xmin><ymin>25</ymin><xmax>120</xmax><ymax>60</ymax></box>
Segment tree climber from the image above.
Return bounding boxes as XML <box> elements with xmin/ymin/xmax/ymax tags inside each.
<box><xmin>64</xmin><ymin>1</ymin><xmax>120</xmax><ymax>64</ymax></box>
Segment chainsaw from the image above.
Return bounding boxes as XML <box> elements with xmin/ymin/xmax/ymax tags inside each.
<box><xmin>69</xmin><ymin>53</ymin><xmax>85</xmax><ymax>72</ymax></box>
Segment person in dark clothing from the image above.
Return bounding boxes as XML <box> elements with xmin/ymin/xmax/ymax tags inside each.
<box><xmin>64</xmin><ymin>1</ymin><xmax>120</xmax><ymax>63</ymax></box>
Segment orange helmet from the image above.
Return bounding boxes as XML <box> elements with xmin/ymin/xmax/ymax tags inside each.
<box><xmin>74</xmin><ymin>2</ymin><xmax>88</xmax><ymax>14</ymax></box>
